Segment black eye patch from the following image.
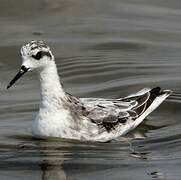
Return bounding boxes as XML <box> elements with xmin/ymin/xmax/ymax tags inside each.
<box><xmin>32</xmin><ymin>51</ymin><xmax>42</xmax><ymax>60</ymax></box>
<box><xmin>32</xmin><ymin>51</ymin><xmax>52</xmax><ymax>60</ymax></box>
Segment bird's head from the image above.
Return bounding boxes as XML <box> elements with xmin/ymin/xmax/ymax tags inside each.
<box><xmin>7</xmin><ymin>40</ymin><xmax>54</xmax><ymax>89</ymax></box>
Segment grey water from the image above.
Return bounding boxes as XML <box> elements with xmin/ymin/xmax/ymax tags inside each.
<box><xmin>0</xmin><ymin>0</ymin><xmax>181</xmax><ymax>179</ymax></box>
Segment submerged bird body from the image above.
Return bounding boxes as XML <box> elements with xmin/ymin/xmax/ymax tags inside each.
<box><xmin>7</xmin><ymin>40</ymin><xmax>171</xmax><ymax>142</ymax></box>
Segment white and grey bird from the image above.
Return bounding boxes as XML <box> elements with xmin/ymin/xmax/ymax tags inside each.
<box><xmin>7</xmin><ymin>40</ymin><xmax>171</xmax><ymax>142</ymax></box>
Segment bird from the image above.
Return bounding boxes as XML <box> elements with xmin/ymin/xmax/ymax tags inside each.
<box><xmin>7</xmin><ymin>40</ymin><xmax>172</xmax><ymax>142</ymax></box>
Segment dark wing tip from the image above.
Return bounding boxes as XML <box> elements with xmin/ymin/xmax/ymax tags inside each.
<box><xmin>150</xmin><ymin>87</ymin><xmax>161</xmax><ymax>95</ymax></box>
<box><xmin>151</xmin><ymin>87</ymin><xmax>172</xmax><ymax>96</ymax></box>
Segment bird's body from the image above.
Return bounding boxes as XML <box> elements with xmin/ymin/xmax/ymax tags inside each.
<box><xmin>7</xmin><ymin>40</ymin><xmax>171</xmax><ymax>142</ymax></box>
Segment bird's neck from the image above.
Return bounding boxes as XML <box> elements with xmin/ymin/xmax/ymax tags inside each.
<box><xmin>38</xmin><ymin>62</ymin><xmax>66</xmax><ymax>108</ymax></box>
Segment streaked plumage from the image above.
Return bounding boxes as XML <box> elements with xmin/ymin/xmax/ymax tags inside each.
<box><xmin>7</xmin><ymin>40</ymin><xmax>172</xmax><ymax>142</ymax></box>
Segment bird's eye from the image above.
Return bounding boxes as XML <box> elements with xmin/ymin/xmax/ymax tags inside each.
<box><xmin>32</xmin><ymin>51</ymin><xmax>43</xmax><ymax>60</ymax></box>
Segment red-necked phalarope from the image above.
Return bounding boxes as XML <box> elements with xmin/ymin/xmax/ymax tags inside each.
<box><xmin>7</xmin><ymin>40</ymin><xmax>172</xmax><ymax>142</ymax></box>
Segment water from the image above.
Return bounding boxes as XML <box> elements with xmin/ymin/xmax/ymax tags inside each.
<box><xmin>0</xmin><ymin>0</ymin><xmax>181</xmax><ymax>179</ymax></box>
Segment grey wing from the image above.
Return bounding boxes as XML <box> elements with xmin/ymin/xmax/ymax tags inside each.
<box><xmin>80</xmin><ymin>88</ymin><xmax>156</xmax><ymax>131</ymax></box>
<box><xmin>80</xmin><ymin>97</ymin><xmax>138</xmax><ymax>130</ymax></box>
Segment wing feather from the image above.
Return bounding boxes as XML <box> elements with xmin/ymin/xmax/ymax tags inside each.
<box><xmin>80</xmin><ymin>88</ymin><xmax>155</xmax><ymax>130</ymax></box>
<box><xmin>66</xmin><ymin>87</ymin><xmax>167</xmax><ymax>134</ymax></box>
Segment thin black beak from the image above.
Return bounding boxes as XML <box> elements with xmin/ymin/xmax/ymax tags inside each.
<box><xmin>7</xmin><ymin>65</ymin><xmax>30</xmax><ymax>89</ymax></box>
